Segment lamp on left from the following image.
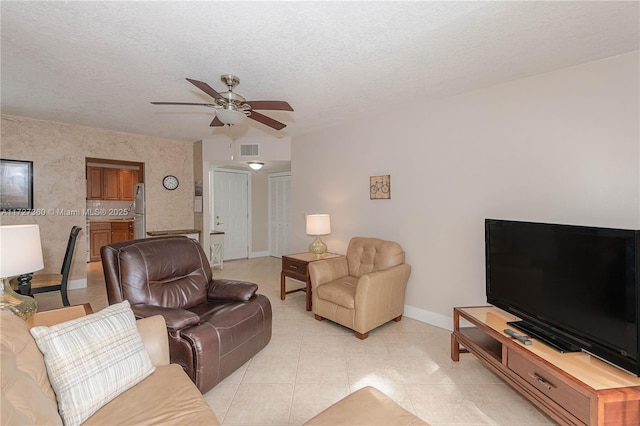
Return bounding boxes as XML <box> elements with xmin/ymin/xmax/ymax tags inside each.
<box><xmin>0</xmin><ymin>224</ymin><xmax>44</xmax><ymax>320</ymax></box>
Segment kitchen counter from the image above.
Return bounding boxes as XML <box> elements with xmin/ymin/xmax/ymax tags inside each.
<box><xmin>147</xmin><ymin>229</ymin><xmax>200</xmax><ymax>237</ymax></box>
<box><xmin>87</xmin><ymin>218</ymin><xmax>134</xmax><ymax>222</ymax></box>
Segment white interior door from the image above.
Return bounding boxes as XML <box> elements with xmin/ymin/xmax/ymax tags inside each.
<box><xmin>213</xmin><ymin>170</ymin><xmax>249</xmax><ymax>260</ymax></box>
<box><xmin>269</xmin><ymin>173</ymin><xmax>291</xmax><ymax>257</ymax></box>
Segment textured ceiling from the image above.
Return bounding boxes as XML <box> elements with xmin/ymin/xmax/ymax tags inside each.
<box><xmin>1</xmin><ymin>1</ymin><xmax>638</xmax><ymax>142</ymax></box>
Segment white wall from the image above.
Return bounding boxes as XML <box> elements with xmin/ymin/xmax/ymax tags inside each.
<box><xmin>291</xmin><ymin>52</ymin><xmax>640</xmax><ymax>329</ymax></box>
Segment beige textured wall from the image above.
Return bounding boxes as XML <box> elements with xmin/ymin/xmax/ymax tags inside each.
<box><xmin>1</xmin><ymin>115</ymin><xmax>194</xmax><ymax>285</ymax></box>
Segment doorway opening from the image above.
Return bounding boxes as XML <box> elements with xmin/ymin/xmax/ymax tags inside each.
<box><xmin>85</xmin><ymin>158</ymin><xmax>144</xmax><ymax>263</ymax></box>
<box><xmin>211</xmin><ymin>168</ymin><xmax>250</xmax><ymax>260</ymax></box>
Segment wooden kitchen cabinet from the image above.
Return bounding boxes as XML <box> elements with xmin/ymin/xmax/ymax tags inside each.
<box><xmin>86</xmin><ymin>167</ymin><xmax>104</xmax><ymax>200</ymax></box>
<box><xmin>119</xmin><ymin>169</ymin><xmax>138</xmax><ymax>200</ymax></box>
<box><xmin>103</xmin><ymin>168</ymin><xmax>120</xmax><ymax>200</ymax></box>
<box><xmin>87</xmin><ymin>167</ymin><xmax>139</xmax><ymax>201</ymax></box>
<box><xmin>90</xmin><ymin>222</ymin><xmax>111</xmax><ymax>261</ymax></box>
<box><xmin>90</xmin><ymin>221</ymin><xmax>134</xmax><ymax>261</ymax></box>
<box><xmin>111</xmin><ymin>221</ymin><xmax>134</xmax><ymax>243</ymax></box>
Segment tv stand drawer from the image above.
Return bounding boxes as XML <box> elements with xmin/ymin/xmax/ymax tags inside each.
<box><xmin>508</xmin><ymin>348</ymin><xmax>590</xmax><ymax>424</ymax></box>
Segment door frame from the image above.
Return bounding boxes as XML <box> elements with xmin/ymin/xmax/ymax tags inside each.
<box><xmin>211</xmin><ymin>167</ymin><xmax>252</xmax><ymax>260</ymax></box>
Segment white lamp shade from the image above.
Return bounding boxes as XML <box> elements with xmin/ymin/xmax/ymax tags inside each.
<box><xmin>248</xmin><ymin>162</ymin><xmax>264</xmax><ymax>170</ymax></box>
<box><xmin>0</xmin><ymin>224</ymin><xmax>44</xmax><ymax>278</ymax></box>
<box><xmin>306</xmin><ymin>214</ymin><xmax>331</xmax><ymax>235</ymax></box>
<box><xmin>216</xmin><ymin>108</ymin><xmax>247</xmax><ymax>125</ymax></box>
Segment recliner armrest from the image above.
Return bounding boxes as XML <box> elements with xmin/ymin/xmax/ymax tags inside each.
<box><xmin>207</xmin><ymin>279</ymin><xmax>258</xmax><ymax>301</ymax></box>
<box><xmin>131</xmin><ymin>304</ymin><xmax>200</xmax><ymax>331</ymax></box>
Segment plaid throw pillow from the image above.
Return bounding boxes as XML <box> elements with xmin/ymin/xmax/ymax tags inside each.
<box><xmin>30</xmin><ymin>301</ymin><xmax>155</xmax><ymax>426</ymax></box>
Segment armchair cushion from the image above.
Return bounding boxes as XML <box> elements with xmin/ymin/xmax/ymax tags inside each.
<box><xmin>316</xmin><ymin>276</ymin><xmax>358</xmax><ymax>308</ymax></box>
<box><xmin>29</xmin><ymin>301</ymin><xmax>155</xmax><ymax>426</ymax></box>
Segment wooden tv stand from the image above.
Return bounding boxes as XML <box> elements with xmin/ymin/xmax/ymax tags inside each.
<box><xmin>451</xmin><ymin>306</ymin><xmax>640</xmax><ymax>425</ymax></box>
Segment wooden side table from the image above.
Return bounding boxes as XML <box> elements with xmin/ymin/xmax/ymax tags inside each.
<box><xmin>281</xmin><ymin>252</ymin><xmax>343</xmax><ymax>311</ymax></box>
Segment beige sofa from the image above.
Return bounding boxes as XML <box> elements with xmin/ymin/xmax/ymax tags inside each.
<box><xmin>1</xmin><ymin>310</ymin><xmax>219</xmax><ymax>425</ymax></box>
<box><xmin>1</xmin><ymin>308</ymin><xmax>427</xmax><ymax>425</ymax></box>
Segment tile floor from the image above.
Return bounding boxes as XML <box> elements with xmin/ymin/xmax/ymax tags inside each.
<box><xmin>36</xmin><ymin>256</ymin><xmax>556</xmax><ymax>426</ymax></box>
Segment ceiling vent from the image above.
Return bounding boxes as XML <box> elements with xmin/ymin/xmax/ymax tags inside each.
<box><xmin>240</xmin><ymin>144</ymin><xmax>260</xmax><ymax>157</ymax></box>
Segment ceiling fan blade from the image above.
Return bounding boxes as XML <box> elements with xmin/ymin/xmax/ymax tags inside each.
<box><xmin>151</xmin><ymin>102</ymin><xmax>215</xmax><ymax>106</ymax></box>
<box><xmin>186</xmin><ymin>78</ymin><xmax>224</xmax><ymax>99</ymax></box>
<box><xmin>245</xmin><ymin>100</ymin><xmax>294</xmax><ymax>111</ymax></box>
<box><xmin>248</xmin><ymin>110</ymin><xmax>287</xmax><ymax>130</ymax></box>
<box><xmin>210</xmin><ymin>116</ymin><xmax>224</xmax><ymax>127</ymax></box>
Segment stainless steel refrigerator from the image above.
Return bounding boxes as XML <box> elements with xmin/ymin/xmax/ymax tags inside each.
<box><xmin>133</xmin><ymin>183</ymin><xmax>145</xmax><ymax>239</ymax></box>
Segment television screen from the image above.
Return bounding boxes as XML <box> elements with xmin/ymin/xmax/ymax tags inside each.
<box><xmin>485</xmin><ymin>219</ymin><xmax>639</xmax><ymax>375</ymax></box>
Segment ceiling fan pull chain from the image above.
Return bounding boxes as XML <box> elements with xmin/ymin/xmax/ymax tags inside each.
<box><xmin>228</xmin><ymin>124</ymin><xmax>234</xmax><ymax>160</ymax></box>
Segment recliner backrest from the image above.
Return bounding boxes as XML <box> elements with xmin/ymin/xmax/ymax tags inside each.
<box><xmin>346</xmin><ymin>237</ymin><xmax>405</xmax><ymax>278</ymax></box>
<box><xmin>101</xmin><ymin>237</ymin><xmax>211</xmax><ymax>309</ymax></box>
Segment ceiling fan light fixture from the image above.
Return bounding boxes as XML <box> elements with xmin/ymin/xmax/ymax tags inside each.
<box><xmin>216</xmin><ymin>107</ymin><xmax>247</xmax><ymax>125</ymax></box>
<box><xmin>152</xmin><ymin>75</ymin><xmax>291</xmax><ymax>130</ymax></box>
<box><xmin>248</xmin><ymin>161</ymin><xmax>264</xmax><ymax>170</ymax></box>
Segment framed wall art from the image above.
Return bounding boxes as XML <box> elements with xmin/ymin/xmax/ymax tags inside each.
<box><xmin>0</xmin><ymin>159</ymin><xmax>34</xmax><ymax>211</ymax></box>
<box><xmin>370</xmin><ymin>174</ymin><xmax>390</xmax><ymax>200</ymax></box>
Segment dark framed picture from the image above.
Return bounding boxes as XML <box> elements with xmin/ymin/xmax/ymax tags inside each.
<box><xmin>0</xmin><ymin>159</ymin><xmax>34</xmax><ymax>211</ymax></box>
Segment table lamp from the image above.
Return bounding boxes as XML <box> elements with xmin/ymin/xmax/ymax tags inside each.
<box><xmin>306</xmin><ymin>214</ymin><xmax>331</xmax><ymax>255</ymax></box>
<box><xmin>0</xmin><ymin>224</ymin><xmax>44</xmax><ymax>320</ymax></box>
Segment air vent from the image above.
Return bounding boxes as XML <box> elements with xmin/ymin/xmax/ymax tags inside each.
<box><xmin>240</xmin><ymin>144</ymin><xmax>259</xmax><ymax>157</ymax></box>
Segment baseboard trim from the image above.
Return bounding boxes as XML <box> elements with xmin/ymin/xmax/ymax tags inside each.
<box><xmin>404</xmin><ymin>304</ymin><xmax>453</xmax><ymax>331</ymax></box>
<box><xmin>68</xmin><ymin>278</ymin><xmax>87</xmax><ymax>290</ymax></box>
<box><xmin>249</xmin><ymin>251</ymin><xmax>269</xmax><ymax>258</ymax></box>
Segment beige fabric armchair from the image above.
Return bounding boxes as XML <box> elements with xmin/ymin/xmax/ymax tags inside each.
<box><xmin>309</xmin><ymin>237</ymin><xmax>411</xmax><ymax>339</ymax></box>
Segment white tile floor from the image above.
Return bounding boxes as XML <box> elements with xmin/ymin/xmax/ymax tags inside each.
<box><xmin>37</xmin><ymin>256</ymin><xmax>556</xmax><ymax>426</ymax></box>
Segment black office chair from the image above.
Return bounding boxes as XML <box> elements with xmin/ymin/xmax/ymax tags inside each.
<box><xmin>12</xmin><ymin>226</ymin><xmax>82</xmax><ymax>306</ymax></box>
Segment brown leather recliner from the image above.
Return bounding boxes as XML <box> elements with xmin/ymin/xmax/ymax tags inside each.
<box><xmin>309</xmin><ymin>237</ymin><xmax>411</xmax><ymax>339</ymax></box>
<box><xmin>101</xmin><ymin>236</ymin><xmax>272</xmax><ymax>393</ymax></box>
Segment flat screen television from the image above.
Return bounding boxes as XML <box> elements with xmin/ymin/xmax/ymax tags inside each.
<box><xmin>485</xmin><ymin>219</ymin><xmax>640</xmax><ymax>376</ymax></box>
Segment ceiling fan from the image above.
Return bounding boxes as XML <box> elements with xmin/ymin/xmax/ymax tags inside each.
<box><xmin>151</xmin><ymin>74</ymin><xmax>293</xmax><ymax>130</ymax></box>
